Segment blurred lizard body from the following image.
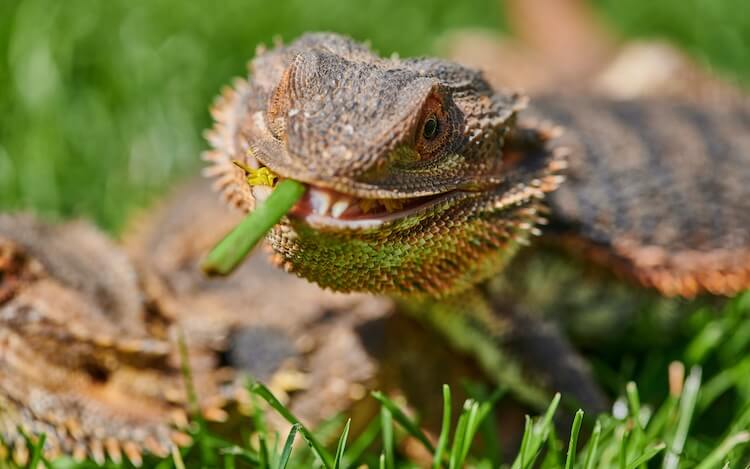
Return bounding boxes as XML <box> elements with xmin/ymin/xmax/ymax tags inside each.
<box><xmin>0</xmin><ymin>193</ymin><xmax>400</xmax><ymax>464</ymax></box>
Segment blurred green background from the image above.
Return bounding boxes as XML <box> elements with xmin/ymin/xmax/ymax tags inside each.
<box><xmin>1</xmin><ymin>0</ymin><xmax>748</xmax><ymax>232</ymax></box>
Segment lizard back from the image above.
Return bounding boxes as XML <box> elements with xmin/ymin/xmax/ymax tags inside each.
<box><xmin>532</xmin><ymin>96</ymin><xmax>750</xmax><ymax>297</ymax></box>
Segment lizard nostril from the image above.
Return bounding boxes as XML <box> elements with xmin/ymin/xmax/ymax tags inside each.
<box><xmin>84</xmin><ymin>362</ymin><xmax>110</xmax><ymax>383</ymax></box>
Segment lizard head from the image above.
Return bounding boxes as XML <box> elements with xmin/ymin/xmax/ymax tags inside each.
<box><xmin>205</xmin><ymin>33</ymin><xmax>565</xmax><ymax>297</ymax></box>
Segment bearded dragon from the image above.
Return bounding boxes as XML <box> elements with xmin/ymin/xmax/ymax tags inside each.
<box><xmin>2</xmin><ymin>12</ymin><xmax>750</xmax><ymax>467</ymax></box>
<box><xmin>203</xmin><ymin>27</ymin><xmax>749</xmax><ymax>392</ymax></box>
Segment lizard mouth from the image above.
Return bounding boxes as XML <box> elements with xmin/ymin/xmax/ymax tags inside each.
<box><xmin>252</xmin><ymin>182</ymin><xmax>466</xmax><ymax>229</ymax></box>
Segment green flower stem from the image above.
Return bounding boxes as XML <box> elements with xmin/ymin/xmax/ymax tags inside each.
<box><xmin>201</xmin><ymin>179</ymin><xmax>305</xmax><ymax>276</ymax></box>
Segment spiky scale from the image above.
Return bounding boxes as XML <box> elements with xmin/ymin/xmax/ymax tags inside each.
<box><xmin>123</xmin><ymin>441</ymin><xmax>143</xmax><ymax>467</ymax></box>
<box><xmin>105</xmin><ymin>438</ymin><xmax>122</xmax><ymax>464</ymax></box>
<box><xmin>170</xmin><ymin>431</ymin><xmax>193</xmax><ymax>448</ymax></box>
<box><xmin>90</xmin><ymin>439</ymin><xmax>106</xmax><ymax>465</ymax></box>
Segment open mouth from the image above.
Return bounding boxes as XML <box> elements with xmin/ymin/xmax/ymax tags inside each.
<box><xmin>250</xmin><ymin>181</ymin><xmax>463</xmax><ymax>229</ymax></box>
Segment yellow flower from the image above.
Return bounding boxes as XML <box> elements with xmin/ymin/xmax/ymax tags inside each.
<box><xmin>233</xmin><ymin>161</ymin><xmax>279</xmax><ymax>187</ymax></box>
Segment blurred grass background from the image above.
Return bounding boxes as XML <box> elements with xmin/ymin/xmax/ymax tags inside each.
<box><xmin>1</xmin><ymin>0</ymin><xmax>748</xmax><ymax>232</ymax></box>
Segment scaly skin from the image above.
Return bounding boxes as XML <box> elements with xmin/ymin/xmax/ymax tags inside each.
<box><xmin>1</xmin><ymin>209</ymin><xmax>368</xmax><ymax>465</ymax></box>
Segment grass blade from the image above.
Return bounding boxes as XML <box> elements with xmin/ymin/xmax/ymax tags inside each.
<box><xmin>564</xmin><ymin>410</ymin><xmax>584</xmax><ymax>469</ymax></box>
<box><xmin>28</xmin><ymin>433</ymin><xmax>45</xmax><ymax>469</ymax></box>
<box><xmin>333</xmin><ymin>419</ymin><xmax>351</xmax><ymax>469</ymax></box>
<box><xmin>645</xmin><ymin>396</ymin><xmax>678</xmax><ymax>441</ymax></box>
<box><xmin>448</xmin><ymin>407</ymin><xmax>470</xmax><ymax>469</ymax></box>
<box><xmin>627</xmin><ymin>443</ymin><xmax>666</xmax><ymax>469</ymax></box>
<box><xmin>626</xmin><ymin>382</ymin><xmax>641</xmax><ymax>429</ymax></box>
<box><xmin>172</xmin><ymin>444</ymin><xmax>187</xmax><ymax>469</ymax></box>
<box><xmin>693</xmin><ymin>432</ymin><xmax>750</xmax><ymax>469</ymax></box>
<box><xmin>619</xmin><ymin>428</ymin><xmax>630</xmax><ymax>469</ymax></box>
<box><xmin>343</xmin><ymin>418</ymin><xmax>380</xmax><ymax>468</ymax></box>
<box><xmin>381</xmin><ymin>406</ymin><xmax>395</xmax><ymax>469</ymax></box>
<box><xmin>259</xmin><ymin>434</ymin><xmax>271</xmax><ymax>469</ymax></box>
<box><xmin>582</xmin><ymin>420</ymin><xmax>602</xmax><ymax>469</ymax></box>
<box><xmin>625</xmin><ymin>381</ymin><xmax>647</xmax><ymax>464</ymax></box>
<box><xmin>516</xmin><ymin>415</ymin><xmax>533</xmax><ymax>469</ymax></box>
<box><xmin>202</xmin><ymin>178</ymin><xmax>305</xmax><ymax>275</ymax></box>
<box><xmin>277</xmin><ymin>424</ymin><xmax>300</xmax><ymax>469</ymax></box>
<box><xmin>433</xmin><ymin>384</ymin><xmax>452</xmax><ymax>469</ymax></box>
<box><xmin>372</xmin><ymin>391</ymin><xmax>435</xmax><ymax>453</ymax></box>
<box><xmin>511</xmin><ymin>393</ymin><xmax>561</xmax><ymax>469</ymax></box>
<box><xmin>459</xmin><ymin>401</ymin><xmax>481</xmax><ymax>464</ymax></box>
<box><xmin>663</xmin><ymin>366</ymin><xmax>702</xmax><ymax>469</ymax></box>
<box><xmin>176</xmin><ymin>328</ymin><xmax>217</xmax><ymax>468</ymax></box>
<box><xmin>251</xmin><ymin>382</ymin><xmax>333</xmax><ymax>468</ymax></box>
<box><xmin>250</xmin><ymin>391</ymin><xmax>269</xmax><ymax>436</ymax></box>
<box><xmin>224</xmin><ymin>452</ymin><xmax>236</xmax><ymax>469</ymax></box>
<box><xmin>540</xmin><ymin>393</ymin><xmax>561</xmax><ymax>433</ymax></box>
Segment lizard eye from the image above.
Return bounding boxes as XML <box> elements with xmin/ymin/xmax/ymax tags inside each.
<box><xmin>422</xmin><ymin>115</ymin><xmax>439</xmax><ymax>140</ymax></box>
<box><xmin>415</xmin><ymin>94</ymin><xmax>451</xmax><ymax>160</ymax></box>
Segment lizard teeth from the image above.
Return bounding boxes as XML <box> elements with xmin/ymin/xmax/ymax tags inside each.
<box><xmin>309</xmin><ymin>190</ymin><xmax>332</xmax><ymax>215</ymax></box>
<box><xmin>331</xmin><ymin>199</ymin><xmax>351</xmax><ymax>218</ymax></box>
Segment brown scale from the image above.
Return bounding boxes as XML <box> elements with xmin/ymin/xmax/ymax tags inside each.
<box><xmin>0</xmin><ymin>238</ymin><xmax>40</xmax><ymax>305</ymax></box>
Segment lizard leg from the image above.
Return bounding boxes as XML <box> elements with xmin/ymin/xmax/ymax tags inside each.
<box><xmin>482</xmin><ymin>290</ymin><xmax>609</xmax><ymax>413</ymax></box>
<box><xmin>399</xmin><ymin>287</ymin><xmax>608</xmax><ymax>414</ymax></box>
